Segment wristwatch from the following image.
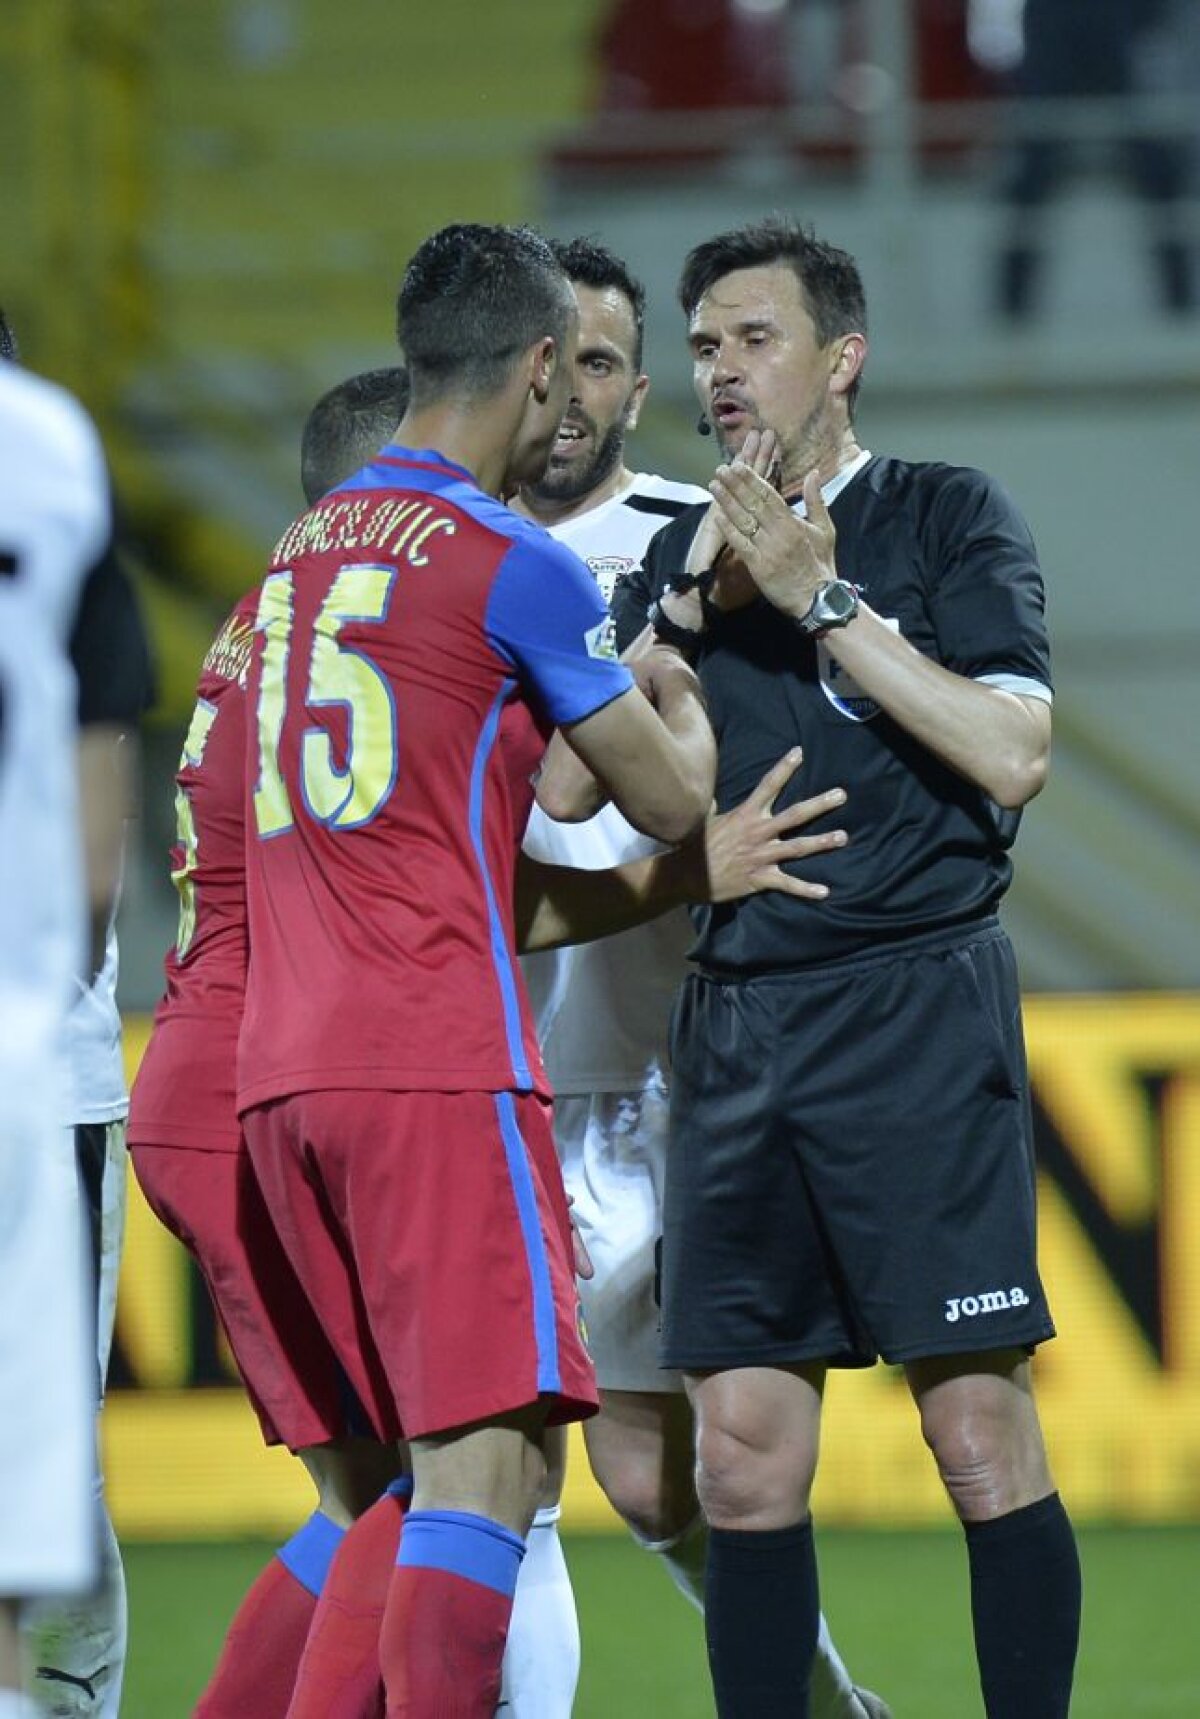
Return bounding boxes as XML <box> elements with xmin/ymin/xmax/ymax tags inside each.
<box><xmin>794</xmin><ymin>579</ymin><xmax>859</xmax><ymax>637</ymax></box>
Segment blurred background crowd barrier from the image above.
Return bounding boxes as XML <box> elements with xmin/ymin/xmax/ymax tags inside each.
<box><xmin>4</xmin><ymin>0</ymin><xmax>1197</xmax><ymax>1533</ymax></box>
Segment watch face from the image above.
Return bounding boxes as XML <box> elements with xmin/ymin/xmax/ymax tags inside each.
<box><xmin>818</xmin><ymin>587</ymin><xmax>856</xmax><ymax>622</ymax></box>
<box><xmin>817</xmin><ymin>581</ymin><xmax>858</xmax><ymax>623</ymax></box>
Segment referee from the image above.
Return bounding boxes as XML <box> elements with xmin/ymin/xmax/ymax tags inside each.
<box><xmin>612</xmin><ymin>217</ymin><xmax>1080</xmax><ymax>1719</ymax></box>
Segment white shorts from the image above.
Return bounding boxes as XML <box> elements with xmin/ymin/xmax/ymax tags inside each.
<box><xmin>72</xmin><ymin>1119</ymin><xmax>128</xmax><ymax>1392</ymax></box>
<box><xmin>0</xmin><ymin>1099</ymin><xmax>96</xmax><ymax>1595</ymax></box>
<box><xmin>555</xmin><ymin>1078</ymin><xmax>683</xmax><ymax>1395</ymax></box>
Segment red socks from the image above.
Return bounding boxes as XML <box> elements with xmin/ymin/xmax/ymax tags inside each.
<box><xmin>194</xmin><ymin>1553</ymin><xmax>320</xmax><ymax>1718</ymax></box>
<box><xmin>285</xmin><ymin>1483</ymin><xmax>410</xmax><ymax>1719</ymax></box>
<box><xmin>380</xmin><ymin>1511</ymin><xmax>524</xmax><ymax>1718</ymax></box>
<box><xmin>196</xmin><ymin>1493</ymin><xmax>525</xmax><ymax>1716</ymax></box>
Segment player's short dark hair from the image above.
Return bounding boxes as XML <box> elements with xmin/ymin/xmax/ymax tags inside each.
<box><xmin>300</xmin><ymin>365</ymin><xmax>410</xmax><ymax>504</ymax></box>
<box><xmin>551</xmin><ymin>237</ymin><xmax>646</xmax><ymax>371</ymax></box>
<box><xmin>678</xmin><ymin>216</ymin><xmax>868</xmax><ymax>410</ymax></box>
<box><xmin>397</xmin><ymin>223</ymin><xmax>575</xmax><ymax>407</ymax></box>
<box><xmin>0</xmin><ymin>307</ymin><xmax>18</xmax><ymax>363</ymax></box>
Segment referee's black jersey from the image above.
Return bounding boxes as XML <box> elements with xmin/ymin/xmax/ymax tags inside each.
<box><xmin>611</xmin><ymin>455</ymin><xmax>1052</xmax><ymax>974</ymax></box>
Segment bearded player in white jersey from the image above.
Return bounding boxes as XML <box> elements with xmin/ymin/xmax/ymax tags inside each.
<box><xmin>513</xmin><ymin>240</ymin><xmax>891</xmax><ymax>1719</ymax></box>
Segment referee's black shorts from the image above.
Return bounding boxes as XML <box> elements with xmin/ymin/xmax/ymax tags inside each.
<box><xmin>660</xmin><ymin>920</ymin><xmax>1056</xmax><ymax>1373</ymax></box>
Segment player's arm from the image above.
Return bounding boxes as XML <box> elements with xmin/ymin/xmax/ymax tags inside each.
<box><xmin>535</xmin><ymin>519</ymin><xmax>722</xmax><ymax>828</ymax></box>
<box><xmin>537</xmin><ymin>647</ymin><xmax>715</xmax><ymax>844</ymax></box>
<box><xmin>533</xmin><ymin>730</ymin><xmax>606</xmax><ymax>824</ymax></box>
<box><xmin>70</xmin><ymin>535</ymin><xmax>155</xmax><ymax>970</ymax></box>
<box><xmin>533</xmin><ymin>639</ymin><xmax>701</xmax><ymax>825</ymax></box>
<box><xmin>77</xmin><ymin>728</ymin><xmax>136</xmax><ymax>971</ymax></box>
<box><xmin>709</xmin><ymin>460</ymin><xmax>1051</xmax><ymax>810</ymax></box>
<box><xmin>535</xmin><ymin>519</ymin><xmax>701</xmax><ymax>823</ymax></box>
<box><xmin>518</xmin><ymin>749</ymin><xmax>848</xmax><ymax>951</ymax></box>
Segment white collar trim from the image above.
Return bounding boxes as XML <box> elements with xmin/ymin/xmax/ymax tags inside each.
<box><xmin>791</xmin><ymin>448</ymin><xmax>872</xmax><ymax>515</ymax></box>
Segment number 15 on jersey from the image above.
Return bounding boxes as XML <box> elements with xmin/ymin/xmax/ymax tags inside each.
<box><xmin>253</xmin><ymin>564</ymin><xmax>398</xmax><ymax>838</ymax></box>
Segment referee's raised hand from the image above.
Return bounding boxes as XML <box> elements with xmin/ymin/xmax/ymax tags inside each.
<box><xmin>710</xmin><ymin>461</ymin><xmax>839</xmax><ymax>622</ymax></box>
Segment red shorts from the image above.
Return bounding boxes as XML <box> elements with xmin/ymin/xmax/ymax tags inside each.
<box><xmin>243</xmin><ymin>1088</ymin><xmax>598</xmax><ymax>1440</ymax></box>
<box><xmin>130</xmin><ymin>1141</ymin><xmax>375</xmax><ymax>1450</ymax></box>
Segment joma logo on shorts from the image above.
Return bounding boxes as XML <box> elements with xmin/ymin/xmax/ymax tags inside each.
<box><xmin>944</xmin><ymin>1287</ymin><xmax>1030</xmax><ymax>1323</ymax></box>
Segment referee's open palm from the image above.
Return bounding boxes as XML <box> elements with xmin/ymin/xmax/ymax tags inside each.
<box><xmin>711</xmin><ymin>464</ymin><xmax>839</xmax><ymax>622</ymax></box>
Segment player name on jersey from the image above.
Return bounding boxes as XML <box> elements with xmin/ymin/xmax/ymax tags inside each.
<box><xmin>272</xmin><ymin>493</ymin><xmax>456</xmax><ymax>568</ymax></box>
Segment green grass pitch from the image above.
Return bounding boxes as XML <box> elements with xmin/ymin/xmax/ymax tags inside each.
<box><xmin>121</xmin><ymin>1526</ymin><xmax>1195</xmax><ymax>1716</ymax></box>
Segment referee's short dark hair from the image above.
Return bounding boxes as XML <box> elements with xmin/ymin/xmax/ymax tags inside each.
<box><xmin>551</xmin><ymin>237</ymin><xmax>647</xmax><ymax>371</ymax></box>
<box><xmin>300</xmin><ymin>365</ymin><xmax>409</xmax><ymax>504</ymax></box>
<box><xmin>678</xmin><ymin>217</ymin><xmax>867</xmax><ymax>408</ymax></box>
<box><xmin>398</xmin><ymin>223</ymin><xmax>575</xmax><ymax>408</ymax></box>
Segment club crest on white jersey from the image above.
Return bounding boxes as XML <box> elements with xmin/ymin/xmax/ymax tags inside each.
<box><xmin>584</xmin><ymin>554</ymin><xmax>636</xmax><ymax>607</ymax></box>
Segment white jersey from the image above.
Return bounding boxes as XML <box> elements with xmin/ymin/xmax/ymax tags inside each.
<box><xmin>0</xmin><ymin>361</ymin><xmax>109</xmax><ymax>1595</ymax></box>
<box><xmin>0</xmin><ymin>365</ymin><xmax>109</xmax><ymax>1111</ymax></box>
<box><xmin>64</xmin><ymin>909</ymin><xmax>127</xmax><ymax>1124</ymax></box>
<box><xmin>521</xmin><ymin>472</ymin><xmax>707</xmax><ymax>1095</ymax></box>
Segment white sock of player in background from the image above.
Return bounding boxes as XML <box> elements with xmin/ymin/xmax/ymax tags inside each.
<box><xmin>24</xmin><ymin>1483</ymin><xmax>126</xmax><ymax>1718</ymax></box>
<box><xmin>0</xmin><ymin>1693</ymin><xmax>37</xmax><ymax>1718</ymax></box>
<box><xmin>498</xmin><ymin>1505</ymin><xmax>580</xmax><ymax>1717</ymax></box>
<box><xmin>634</xmin><ymin>1513</ymin><xmax>707</xmax><ymax>1609</ymax></box>
<box><xmin>809</xmin><ymin>1613</ymin><xmax>873</xmax><ymax>1719</ymax></box>
<box><xmin>635</xmin><ymin>1516</ymin><xmax>873</xmax><ymax>1719</ymax></box>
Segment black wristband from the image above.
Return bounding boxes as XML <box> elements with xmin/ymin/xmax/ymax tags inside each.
<box><xmin>647</xmin><ymin>596</ymin><xmax>703</xmax><ymax>656</ymax></box>
<box><xmin>665</xmin><ymin>566</ymin><xmax>717</xmax><ymax>598</ymax></box>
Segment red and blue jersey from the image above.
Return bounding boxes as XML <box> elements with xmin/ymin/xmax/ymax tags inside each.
<box><xmin>129</xmin><ymin>592</ymin><xmax>256</xmax><ymax>1152</ymax></box>
<box><xmin>237</xmin><ymin>446</ymin><xmax>632</xmax><ymax>1109</ymax></box>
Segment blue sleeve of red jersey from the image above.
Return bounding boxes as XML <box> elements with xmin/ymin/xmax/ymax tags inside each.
<box><xmin>484</xmin><ymin>532</ymin><xmax>633</xmax><ymax>726</ymax></box>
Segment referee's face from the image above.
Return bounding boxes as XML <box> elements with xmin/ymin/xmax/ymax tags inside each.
<box><xmin>688</xmin><ymin>264</ymin><xmax>838</xmax><ymax>481</ymax></box>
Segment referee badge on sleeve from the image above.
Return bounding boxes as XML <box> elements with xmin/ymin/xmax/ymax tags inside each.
<box><xmin>817</xmin><ymin>615</ymin><xmax>901</xmax><ymax>722</ymax></box>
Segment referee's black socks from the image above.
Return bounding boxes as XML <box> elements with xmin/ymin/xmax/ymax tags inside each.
<box><xmin>704</xmin><ymin>1518</ymin><xmax>819</xmax><ymax>1718</ymax></box>
<box><xmin>964</xmin><ymin>1491</ymin><xmax>1081</xmax><ymax>1719</ymax></box>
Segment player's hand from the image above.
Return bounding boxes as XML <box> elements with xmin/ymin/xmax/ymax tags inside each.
<box><xmin>709</xmin><ymin>463</ymin><xmax>838</xmax><ymax>622</ymax></box>
<box><xmin>567</xmin><ymin>1196</ymin><xmax>593</xmax><ymax>1280</ymax></box>
<box><xmin>700</xmin><ymin>748</ymin><xmax>848</xmax><ymax>902</ymax></box>
<box><xmin>629</xmin><ymin>644</ymin><xmax>705</xmax><ymax>712</ymax></box>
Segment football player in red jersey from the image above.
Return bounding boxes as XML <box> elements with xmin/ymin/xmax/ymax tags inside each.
<box><xmin>236</xmin><ymin>223</ymin><xmax>717</xmax><ymax>1718</ymax></box>
<box><xmin>281</xmin><ymin>363</ymin><xmax>850</xmax><ymax>1719</ymax></box>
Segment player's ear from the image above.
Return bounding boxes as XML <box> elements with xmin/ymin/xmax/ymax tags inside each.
<box><xmin>529</xmin><ymin>336</ymin><xmax>558</xmax><ymax>405</ymax></box>
<box><xmin>829</xmin><ymin>332</ymin><xmax>867</xmax><ymax>401</ymax></box>
<box><xmin>623</xmin><ymin>371</ymin><xmax>650</xmax><ymax>433</ymax></box>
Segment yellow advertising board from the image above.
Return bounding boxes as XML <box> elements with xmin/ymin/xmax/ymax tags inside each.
<box><xmin>106</xmin><ymin>995</ymin><xmax>1200</xmax><ymax>1537</ymax></box>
